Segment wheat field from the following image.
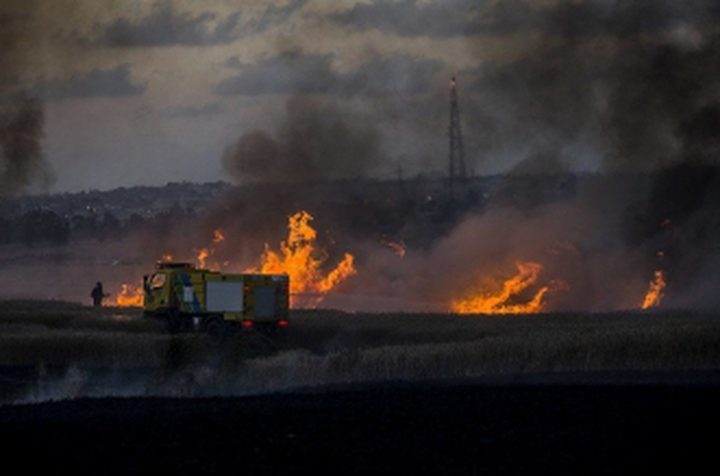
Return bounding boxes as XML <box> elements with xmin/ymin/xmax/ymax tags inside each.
<box><xmin>1</xmin><ymin>300</ymin><xmax>719</xmax><ymax>402</ymax></box>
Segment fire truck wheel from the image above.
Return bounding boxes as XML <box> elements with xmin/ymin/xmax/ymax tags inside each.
<box><xmin>204</xmin><ymin>316</ymin><xmax>226</xmax><ymax>344</ymax></box>
<box><xmin>166</xmin><ymin>311</ymin><xmax>182</xmax><ymax>334</ymax></box>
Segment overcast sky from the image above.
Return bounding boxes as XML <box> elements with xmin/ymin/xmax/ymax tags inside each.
<box><xmin>2</xmin><ymin>0</ymin><xmax>718</xmax><ymax>193</ymax></box>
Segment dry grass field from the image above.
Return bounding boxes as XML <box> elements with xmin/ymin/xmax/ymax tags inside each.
<box><xmin>1</xmin><ymin>300</ymin><xmax>719</xmax><ymax>403</ymax></box>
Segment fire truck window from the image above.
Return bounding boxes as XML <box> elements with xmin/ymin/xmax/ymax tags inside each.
<box><xmin>150</xmin><ymin>273</ymin><xmax>166</xmax><ymax>289</ymax></box>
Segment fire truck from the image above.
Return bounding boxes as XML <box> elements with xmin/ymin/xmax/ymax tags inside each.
<box><xmin>142</xmin><ymin>262</ymin><xmax>289</xmax><ymax>339</ymax></box>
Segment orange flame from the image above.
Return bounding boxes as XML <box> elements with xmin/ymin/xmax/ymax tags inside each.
<box><xmin>641</xmin><ymin>270</ymin><xmax>666</xmax><ymax>310</ymax></box>
<box><xmin>113</xmin><ymin>283</ymin><xmax>144</xmax><ymax>307</ymax></box>
<box><xmin>380</xmin><ymin>237</ymin><xmax>407</xmax><ymax>258</ymax></box>
<box><xmin>196</xmin><ymin>228</ymin><xmax>226</xmax><ymax>269</ymax></box>
<box><xmin>318</xmin><ymin>253</ymin><xmax>356</xmax><ymax>293</ymax></box>
<box><xmin>196</xmin><ymin>248</ymin><xmax>210</xmax><ymax>269</ymax></box>
<box><xmin>161</xmin><ymin>254</ymin><xmax>174</xmax><ymax>262</ymax></box>
<box><xmin>251</xmin><ymin>210</ymin><xmax>356</xmax><ymax>307</ymax></box>
<box><xmin>451</xmin><ymin>262</ymin><xmax>549</xmax><ymax>315</ymax></box>
<box><xmin>213</xmin><ymin>228</ymin><xmax>225</xmax><ymax>244</ymax></box>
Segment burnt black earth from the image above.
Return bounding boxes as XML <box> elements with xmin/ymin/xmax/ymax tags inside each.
<box><xmin>0</xmin><ymin>379</ymin><xmax>718</xmax><ymax>475</ymax></box>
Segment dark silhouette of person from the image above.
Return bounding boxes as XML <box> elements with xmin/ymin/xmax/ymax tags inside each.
<box><xmin>91</xmin><ymin>282</ymin><xmax>108</xmax><ymax>307</ymax></box>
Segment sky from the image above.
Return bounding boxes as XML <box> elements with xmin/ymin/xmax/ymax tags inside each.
<box><xmin>1</xmin><ymin>0</ymin><xmax>719</xmax><ymax>193</ymax></box>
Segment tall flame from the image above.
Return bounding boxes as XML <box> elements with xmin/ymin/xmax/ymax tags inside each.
<box><xmin>196</xmin><ymin>248</ymin><xmax>210</xmax><ymax>268</ymax></box>
<box><xmin>196</xmin><ymin>228</ymin><xmax>225</xmax><ymax>269</ymax></box>
<box><xmin>451</xmin><ymin>261</ymin><xmax>549</xmax><ymax>315</ymax></box>
<box><xmin>113</xmin><ymin>283</ymin><xmax>144</xmax><ymax>307</ymax></box>
<box><xmin>251</xmin><ymin>210</ymin><xmax>356</xmax><ymax>307</ymax></box>
<box><xmin>641</xmin><ymin>270</ymin><xmax>666</xmax><ymax>310</ymax></box>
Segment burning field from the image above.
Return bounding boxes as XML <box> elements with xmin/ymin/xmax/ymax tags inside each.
<box><xmin>97</xmin><ymin>190</ymin><xmax>698</xmax><ymax>317</ymax></box>
<box><xmin>7</xmin><ymin>169</ymin><xmax>705</xmax><ymax>317</ymax></box>
<box><xmin>1</xmin><ymin>170</ymin><xmax>718</xmax><ymax>409</ymax></box>
<box><xmin>2</xmin><ymin>174</ymin><xmax>717</xmax><ymax>408</ymax></box>
<box><xmin>3</xmin><ymin>1</ymin><xmax>720</xmax><ymax>472</ymax></box>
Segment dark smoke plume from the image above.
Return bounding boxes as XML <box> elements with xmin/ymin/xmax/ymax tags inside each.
<box><xmin>0</xmin><ymin>4</ymin><xmax>53</xmax><ymax>196</ymax></box>
<box><xmin>0</xmin><ymin>94</ymin><xmax>52</xmax><ymax>196</ymax></box>
<box><xmin>467</xmin><ymin>0</ymin><xmax>720</xmax><ymax>172</ymax></box>
<box><xmin>223</xmin><ymin>97</ymin><xmax>382</xmax><ymax>183</ymax></box>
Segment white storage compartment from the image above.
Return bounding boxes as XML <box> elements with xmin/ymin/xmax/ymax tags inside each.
<box><xmin>206</xmin><ymin>281</ymin><xmax>244</xmax><ymax>312</ymax></box>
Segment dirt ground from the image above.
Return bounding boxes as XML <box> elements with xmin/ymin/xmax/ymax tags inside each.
<box><xmin>1</xmin><ymin>380</ymin><xmax>719</xmax><ymax>474</ymax></box>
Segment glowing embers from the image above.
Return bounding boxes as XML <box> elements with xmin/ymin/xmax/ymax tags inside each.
<box><xmin>250</xmin><ymin>210</ymin><xmax>356</xmax><ymax>307</ymax></box>
<box><xmin>641</xmin><ymin>270</ymin><xmax>666</xmax><ymax>310</ymax></box>
<box><xmin>451</xmin><ymin>261</ymin><xmax>549</xmax><ymax>315</ymax></box>
<box><xmin>113</xmin><ymin>283</ymin><xmax>143</xmax><ymax>307</ymax></box>
<box><xmin>379</xmin><ymin>236</ymin><xmax>407</xmax><ymax>258</ymax></box>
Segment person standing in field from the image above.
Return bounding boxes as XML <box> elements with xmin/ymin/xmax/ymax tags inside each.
<box><xmin>91</xmin><ymin>282</ymin><xmax>108</xmax><ymax>307</ymax></box>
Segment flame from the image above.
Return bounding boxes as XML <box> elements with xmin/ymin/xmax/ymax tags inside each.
<box><xmin>113</xmin><ymin>229</ymin><xmax>227</xmax><ymax>308</ymax></box>
<box><xmin>213</xmin><ymin>228</ymin><xmax>225</xmax><ymax>244</ymax></box>
<box><xmin>380</xmin><ymin>237</ymin><xmax>407</xmax><ymax>258</ymax></box>
<box><xmin>641</xmin><ymin>270</ymin><xmax>666</xmax><ymax>310</ymax></box>
<box><xmin>196</xmin><ymin>228</ymin><xmax>226</xmax><ymax>269</ymax></box>
<box><xmin>318</xmin><ymin>253</ymin><xmax>356</xmax><ymax>293</ymax></box>
<box><xmin>196</xmin><ymin>248</ymin><xmax>210</xmax><ymax>268</ymax></box>
<box><xmin>113</xmin><ymin>283</ymin><xmax>143</xmax><ymax>307</ymax></box>
<box><xmin>251</xmin><ymin>210</ymin><xmax>356</xmax><ymax>307</ymax></box>
<box><xmin>451</xmin><ymin>262</ymin><xmax>549</xmax><ymax>315</ymax></box>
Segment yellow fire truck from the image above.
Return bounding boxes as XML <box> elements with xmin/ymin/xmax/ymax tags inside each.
<box><xmin>143</xmin><ymin>262</ymin><xmax>289</xmax><ymax>339</ymax></box>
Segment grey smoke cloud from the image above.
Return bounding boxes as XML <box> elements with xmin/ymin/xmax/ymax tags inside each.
<box><xmin>330</xmin><ymin>0</ymin><xmax>720</xmax><ymax>39</ymax></box>
<box><xmin>4</xmin><ymin>0</ymin><xmax>720</xmax><ymax>194</ymax></box>
<box><xmin>0</xmin><ymin>2</ymin><xmax>54</xmax><ymax>196</ymax></box>
<box><xmin>222</xmin><ymin>96</ymin><xmax>383</xmax><ymax>183</ymax></box>
<box><xmin>0</xmin><ymin>94</ymin><xmax>53</xmax><ymax>196</ymax></box>
<box><xmin>36</xmin><ymin>64</ymin><xmax>146</xmax><ymax>101</ymax></box>
<box><xmin>166</xmin><ymin>101</ymin><xmax>225</xmax><ymax>118</ymax></box>
<box><xmin>87</xmin><ymin>0</ymin><xmax>307</xmax><ymax>48</ymax></box>
<box><xmin>321</xmin><ymin>0</ymin><xmax>720</xmax><ymax>174</ymax></box>
<box><xmin>215</xmin><ymin>50</ymin><xmax>442</xmax><ymax>97</ymax></box>
<box><xmin>216</xmin><ymin>48</ymin><xmax>441</xmax><ymax>183</ymax></box>
<box><xmin>454</xmin><ymin>1</ymin><xmax>720</xmax><ymax>173</ymax></box>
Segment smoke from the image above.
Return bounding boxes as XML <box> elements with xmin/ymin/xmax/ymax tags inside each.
<box><xmin>430</xmin><ymin>1</ymin><xmax>720</xmax><ymax>310</ymax></box>
<box><xmin>0</xmin><ymin>3</ymin><xmax>53</xmax><ymax>197</ymax></box>
<box><xmin>3</xmin><ymin>1</ymin><xmax>720</xmax><ymax>313</ymax></box>
<box><xmin>0</xmin><ymin>94</ymin><xmax>52</xmax><ymax>196</ymax></box>
<box><xmin>328</xmin><ymin>194</ymin><xmax>646</xmax><ymax>313</ymax></box>
<box><xmin>603</xmin><ymin>32</ymin><xmax>720</xmax><ymax>170</ymax></box>
<box><xmin>222</xmin><ymin>2</ymin><xmax>720</xmax><ymax>179</ymax></box>
<box><xmin>223</xmin><ymin>96</ymin><xmax>382</xmax><ymax>183</ymax></box>
<box><xmin>466</xmin><ymin>0</ymin><xmax>720</xmax><ymax>173</ymax></box>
